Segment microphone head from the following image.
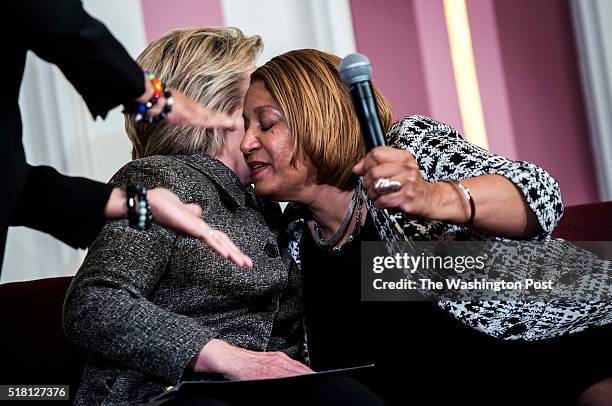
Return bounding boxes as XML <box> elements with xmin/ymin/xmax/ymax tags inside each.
<box><xmin>339</xmin><ymin>53</ymin><xmax>372</xmax><ymax>85</ymax></box>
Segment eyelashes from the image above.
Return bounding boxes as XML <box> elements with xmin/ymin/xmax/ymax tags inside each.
<box><xmin>259</xmin><ymin>114</ymin><xmax>282</xmax><ymax>132</ymax></box>
<box><xmin>244</xmin><ymin>107</ymin><xmax>284</xmax><ymax>131</ymax></box>
<box><xmin>259</xmin><ymin>119</ymin><xmax>278</xmax><ymax>131</ymax></box>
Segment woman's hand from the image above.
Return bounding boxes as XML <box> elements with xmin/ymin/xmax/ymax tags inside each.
<box><xmin>136</xmin><ymin>73</ymin><xmax>237</xmax><ymax>129</ymax></box>
<box><xmin>158</xmin><ymin>89</ymin><xmax>237</xmax><ymax>128</ymax></box>
<box><xmin>104</xmin><ymin>187</ymin><xmax>253</xmax><ymax>268</ymax></box>
<box><xmin>192</xmin><ymin>339</ymin><xmax>314</xmax><ymax>380</ymax></box>
<box><xmin>353</xmin><ymin>146</ymin><xmax>441</xmax><ymax>219</ymax></box>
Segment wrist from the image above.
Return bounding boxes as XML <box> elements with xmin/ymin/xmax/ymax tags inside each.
<box><xmin>103</xmin><ymin>187</ymin><xmax>128</xmax><ymax>219</ymax></box>
<box><xmin>431</xmin><ymin>181</ymin><xmax>471</xmax><ymax>224</ymax></box>
<box><xmin>192</xmin><ymin>339</ymin><xmax>229</xmax><ymax>374</ymax></box>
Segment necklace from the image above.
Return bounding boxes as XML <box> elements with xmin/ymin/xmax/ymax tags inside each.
<box><xmin>312</xmin><ymin>178</ymin><xmax>364</xmax><ymax>252</ymax></box>
<box><xmin>328</xmin><ymin>186</ymin><xmax>365</xmax><ymax>254</ymax></box>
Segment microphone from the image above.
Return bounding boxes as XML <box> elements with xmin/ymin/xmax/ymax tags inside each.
<box><xmin>339</xmin><ymin>53</ymin><xmax>386</xmax><ymax>151</ymax></box>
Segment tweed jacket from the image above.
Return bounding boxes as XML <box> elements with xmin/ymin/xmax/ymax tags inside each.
<box><xmin>63</xmin><ymin>154</ymin><xmax>303</xmax><ymax>405</ymax></box>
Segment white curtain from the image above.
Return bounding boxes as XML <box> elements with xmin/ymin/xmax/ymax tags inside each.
<box><xmin>220</xmin><ymin>0</ymin><xmax>356</xmax><ymax>64</ymax></box>
<box><xmin>571</xmin><ymin>0</ymin><xmax>612</xmax><ymax>201</ymax></box>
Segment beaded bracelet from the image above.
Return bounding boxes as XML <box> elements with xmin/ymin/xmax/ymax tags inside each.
<box><xmin>147</xmin><ymin>89</ymin><xmax>174</xmax><ymax>124</ymax></box>
<box><xmin>122</xmin><ymin>71</ymin><xmax>174</xmax><ymax>123</ymax></box>
<box><xmin>126</xmin><ymin>184</ymin><xmax>152</xmax><ymax>230</ymax></box>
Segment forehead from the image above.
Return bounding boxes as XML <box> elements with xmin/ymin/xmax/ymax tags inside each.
<box><xmin>246</xmin><ymin>81</ymin><xmax>272</xmax><ymax>101</ymax></box>
<box><xmin>245</xmin><ymin>81</ymin><xmax>279</xmax><ymax>111</ymax></box>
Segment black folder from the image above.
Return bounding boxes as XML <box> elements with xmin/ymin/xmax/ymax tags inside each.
<box><xmin>150</xmin><ymin>364</ymin><xmax>375</xmax><ymax>404</ymax></box>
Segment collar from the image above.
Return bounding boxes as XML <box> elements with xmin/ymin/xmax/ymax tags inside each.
<box><xmin>169</xmin><ymin>154</ymin><xmax>259</xmax><ymax>210</ymax></box>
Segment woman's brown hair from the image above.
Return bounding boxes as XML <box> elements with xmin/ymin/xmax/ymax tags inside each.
<box><xmin>251</xmin><ymin>48</ymin><xmax>393</xmax><ymax>190</ymax></box>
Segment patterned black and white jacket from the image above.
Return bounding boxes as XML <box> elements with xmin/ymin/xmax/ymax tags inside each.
<box><xmin>286</xmin><ymin>115</ymin><xmax>612</xmax><ymax>341</ymax></box>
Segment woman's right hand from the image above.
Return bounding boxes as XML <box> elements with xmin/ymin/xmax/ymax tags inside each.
<box><xmin>137</xmin><ymin>73</ymin><xmax>237</xmax><ymax>129</ymax></box>
<box><xmin>193</xmin><ymin>339</ymin><xmax>314</xmax><ymax>380</ymax></box>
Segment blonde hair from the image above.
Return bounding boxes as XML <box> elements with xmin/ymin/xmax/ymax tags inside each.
<box><xmin>251</xmin><ymin>48</ymin><xmax>393</xmax><ymax>190</ymax></box>
<box><xmin>125</xmin><ymin>27</ymin><xmax>262</xmax><ymax>159</ymax></box>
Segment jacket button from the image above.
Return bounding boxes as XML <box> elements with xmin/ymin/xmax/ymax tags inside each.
<box><xmin>264</xmin><ymin>242</ymin><xmax>279</xmax><ymax>258</ymax></box>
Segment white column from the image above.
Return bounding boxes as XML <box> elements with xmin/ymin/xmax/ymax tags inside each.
<box><xmin>570</xmin><ymin>0</ymin><xmax>612</xmax><ymax>201</ymax></box>
<box><xmin>220</xmin><ymin>0</ymin><xmax>356</xmax><ymax>64</ymax></box>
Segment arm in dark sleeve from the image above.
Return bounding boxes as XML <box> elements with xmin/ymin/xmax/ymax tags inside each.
<box><xmin>8</xmin><ymin>165</ymin><xmax>113</xmax><ymax>249</ymax></box>
<box><xmin>63</xmin><ymin>160</ymin><xmax>218</xmax><ymax>384</ymax></box>
<box><xmin>15</xmin><ymin>0</ymin><xmax>144</xmax><ymax>118</ymax></box>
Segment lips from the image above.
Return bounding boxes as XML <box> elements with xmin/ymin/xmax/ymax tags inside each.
<box><xmin>247</xmin><ymin>161</ymin><xmax>270</xmax><ymax>179</ymax></box>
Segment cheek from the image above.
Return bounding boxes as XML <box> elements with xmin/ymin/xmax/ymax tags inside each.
<box><xmin>254</xmin><ymin>129</ymin><xmax>300</xmax><ymax>195</ymax></box>
<box><xmin>270</xmin><ymin>159</ymin><xmax>312</xmax><ymax>199</ymax></box>
<box><xmin>263</xmin><ymin>156</ymin><xmax>292</xmax><ymax>189</ymax></box>
<box><xmin>266</xmin><ymin>137</ymin><xmax>293</xmax><ymax>177</ymax></box>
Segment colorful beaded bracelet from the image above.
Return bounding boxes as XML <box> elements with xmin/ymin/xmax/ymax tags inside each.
<box><xmin>123</xmin><ymin>71</ymin><xmax>174</xmax><ymax>124</ymax></box>
<box><xmin>126</xmin><ymin>184</ymin><xmax>152</xmax><ymax>230</ymax></box>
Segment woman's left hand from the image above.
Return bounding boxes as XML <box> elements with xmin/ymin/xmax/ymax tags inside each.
<box><xmin>353</xmin><ymin>146</ymin><xmax>438</xmax><ymax>218</ymax></box>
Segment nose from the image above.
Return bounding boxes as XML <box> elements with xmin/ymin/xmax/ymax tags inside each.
<box><xmin>240</xmin><ymin>126</ymin><xmax>261</xmax><ymax>155</ymax></box>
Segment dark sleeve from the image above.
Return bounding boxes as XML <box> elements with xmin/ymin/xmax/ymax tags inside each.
<box><xmin>63</xmin><ymin>159</ymin><xmax>218</xmax><ymax>384</ymax></box>
<box><xmin>15</xmin><ymin>0</ymin><xmax>144</xmax><ymax>119</ymax></box>
<box><xmin>8</xmin><ymin>165</ymin><xmax>113</xmax><ymax>249</ymax></box>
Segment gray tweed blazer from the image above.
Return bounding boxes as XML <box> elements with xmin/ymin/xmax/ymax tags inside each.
<box><xmin>63</xmin><ymin>154</ymin><xmax>303</xmax><ymax>405</ymax></box>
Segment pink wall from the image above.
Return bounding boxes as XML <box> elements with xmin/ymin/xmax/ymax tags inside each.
<box><xmin>466</xmin><ymin>0</ymin><xmax>518</xmax><ymax>160</ymax></box>
<box><xmin>350</xmin><ymin>0</ymin><xmax>599</xmax><ymax>205</ymax></box>
<box><xmin>412</xmin><ymin>0</ymin><xmax>463</xmax><ymax>133</ymax></box>
<box><xmin>349</xmin><ymin>0</ymin><xmax>465</xmax><ymax>140</ymax></box>
<box><xmin>493</xmin><ymin>0</ymin><xmax>598</xmax><ymax>205</ymax></box>
<box><xmin>349</xmin><ymin>0</ymin><xmax>430</xmax><ymax>121</ymax></box>
<box><xmin>140</xmin><ymin>0</ymin><xmax>224</xmax><ymax>44</ymax></box>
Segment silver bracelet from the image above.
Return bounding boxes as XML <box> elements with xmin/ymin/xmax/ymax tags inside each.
<box><xmin>445</xmin><ymin>180</ymin><xmax>475</xmax><ymax>225</ymax></box>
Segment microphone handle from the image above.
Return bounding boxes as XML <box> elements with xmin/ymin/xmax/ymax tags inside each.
<box><xmin>349</xmin><ymin>81</ymin><xmax>386</xmax><ymax>151</ymax></box>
